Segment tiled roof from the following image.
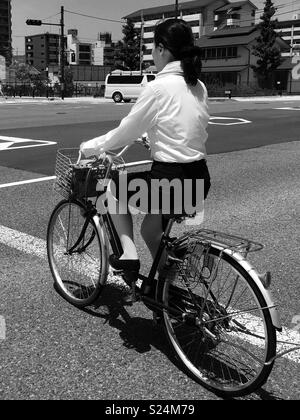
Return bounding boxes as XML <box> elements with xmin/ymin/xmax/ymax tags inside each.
<box><xmin>197</xmin><ymin>29</ymin><xmax>258</xmax><ymax>47</ymax></box>
<box><xmin>197</xmin><ymin>25</ymin><xmax>290</xmax><ymax>49</ymax></box>
<box><xmin>208</xmin><ymin>26</ymin><xmax>257</xmax><ymax>38</ymax></box>
<box><xmin>124</xmin><ymin>0</ymin><xmax>226</xmax><ymax>20</ymax></box>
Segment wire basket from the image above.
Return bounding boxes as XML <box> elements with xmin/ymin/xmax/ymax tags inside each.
<box><xmin>54</xmin><ymin>148</ymin><xmax>126</xmax><ymax>200</ymax></box>
<box><xmin>54</xmin><ymin>148</ymin><xmax>106</xmax><ymax>199</ymax></box>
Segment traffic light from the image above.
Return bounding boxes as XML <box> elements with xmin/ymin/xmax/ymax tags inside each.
<box><xmin>26</xmin><ymin>19</ymin><xmax>42</xmax><ymax>26</ymax></box>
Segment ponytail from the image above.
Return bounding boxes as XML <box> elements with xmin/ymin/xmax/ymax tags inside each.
<box><xmin>178</xmin><ymin>46</ymin><xmax>202</xmax><ymax>86</ymax></box>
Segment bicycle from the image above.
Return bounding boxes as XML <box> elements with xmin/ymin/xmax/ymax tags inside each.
<box><xmin>47</xmin><ymin>142</ymin><xmax>293</xmax><ymax>398</ymax></box>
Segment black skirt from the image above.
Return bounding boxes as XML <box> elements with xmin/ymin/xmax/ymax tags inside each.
<box><xmin>110</xmin><ymin>159</ymin><xmax>211</xmax><ymax>217</ymax></box>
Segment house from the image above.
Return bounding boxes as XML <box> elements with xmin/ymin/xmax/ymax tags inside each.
<box><xmin>196</xmin><ymin>26</ymin><xmax>290</xmax><ymax>89</ymax></box>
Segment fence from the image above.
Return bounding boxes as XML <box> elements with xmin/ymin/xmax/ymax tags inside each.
<box><xmin>1</xmin><ymin>82</ymin><xmax>105</xmax><ymax>98</ymax></box>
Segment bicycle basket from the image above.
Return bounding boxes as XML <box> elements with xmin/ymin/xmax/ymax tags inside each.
<box><xmin>54</xmin><ymin>149</ymin><xmax>107</xmax><ymax>199</ymax></box>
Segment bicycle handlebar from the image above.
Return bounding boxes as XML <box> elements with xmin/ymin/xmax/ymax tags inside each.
<box><xmin>78</xmin><ymin>136</ymin><xmax>150</xmax><ymax>168</ymax></box>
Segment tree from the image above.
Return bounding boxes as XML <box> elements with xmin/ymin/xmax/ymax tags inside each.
<box><xmin>251</xmin><ymin>0</ymin><xmax>282</xmax><ymax>89</ymax></box>
<box><xmin>64</xmin><ymin>67</ymin><xmax>74</xmax><ymax>97</ymax></box>
<box><xmin>114</xmin><ymin>19</ymin><xmax>144</xmax><ymax>70</ymax></box>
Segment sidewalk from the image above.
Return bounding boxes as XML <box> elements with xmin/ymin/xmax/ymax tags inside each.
<box><xmin>0</xmin><ymin>96</ymin><xmax>109</xmax><ymax>104</ymax></box>
<box><xmin>1</xmin><ymin>94</ymin><xmax>300</xmax><ymax>105</ymax></box>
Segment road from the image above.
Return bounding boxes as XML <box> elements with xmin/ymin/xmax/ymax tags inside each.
<box><xmin>0</xmin><ymin>98</ymin><xmax>299</xmax><ymax>400</ymax></box>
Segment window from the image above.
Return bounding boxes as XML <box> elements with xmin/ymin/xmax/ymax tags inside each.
<box><xmin>107</xmin><ymin>75</ymin><xmax>144</xmax><ymax>84</ymax></box>
<box><xmin>201</xmin><ymin>46</ymin><xmax>238</xmax><ymax>60</ymax></box>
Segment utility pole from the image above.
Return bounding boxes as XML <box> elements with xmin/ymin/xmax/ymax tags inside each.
<box><xmin>60</xmin><ymin>6</ymin><xmax>65</xmax><ymax>100</ymax></box>
<box><xmin>26</xmin><ymin>6</ymin><xmax>65</xmax><ymax>100</ymax></box>
<box><xmin>175</xmin><ymin>0</ymin><xmax>179</xmax><ymax>19</ymax></box>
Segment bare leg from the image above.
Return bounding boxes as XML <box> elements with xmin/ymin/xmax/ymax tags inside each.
<box><xmin>141</xmin><ymin>214</ymin><xmax>166</xmax><ymax>271</ymax></box>
<box><xmin>97</xmin><ymin>189</ymin><xmax>138</xmax><ymax>260</ymax></box>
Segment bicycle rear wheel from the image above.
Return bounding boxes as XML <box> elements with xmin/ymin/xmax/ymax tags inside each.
<box><xmin>159</xmin><ymin>243</ymin><xmax>276</xmax><ymax>398</ymax></box>
<box><xmin>47</xmin><ymin>199</ymin><xmax>109</xmax><ymax>307</ymax></box>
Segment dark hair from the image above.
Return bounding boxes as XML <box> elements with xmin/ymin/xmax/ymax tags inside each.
<box><xmin>154</xmin><ymin>19</ymin><xmax>202</xmax><ymax>86</ymax></box>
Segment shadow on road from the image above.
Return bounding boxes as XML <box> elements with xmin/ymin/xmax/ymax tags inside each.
<box><xmin>72</xmin><ymin>283</ymin><xmax>284</xmax><ymax>401</ymax></box>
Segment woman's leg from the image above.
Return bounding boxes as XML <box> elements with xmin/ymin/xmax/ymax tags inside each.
<box><xmin>110</xmin><ymin>212</ymin><xmax>138</xmax><ymax>260</ymax></box>
<box><xmin>141</xmin><ymin>214</ymin><xmax>166</xmax><ymax>270</ymax></box>
<box><xmin>97</xmin><ymin>185</ymin><xmax>138</xmax><ymax>261</ymax></box>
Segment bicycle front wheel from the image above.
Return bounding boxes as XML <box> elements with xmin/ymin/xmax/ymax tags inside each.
<box><xmin>159</xmin><ymin>244</ymin><xmax>276</xmax><ymax>398</ymax></box>
<box><xmin>47</xmin><ymin>199</ymin><xmax>109</xmax><ymax>307</ymax></box>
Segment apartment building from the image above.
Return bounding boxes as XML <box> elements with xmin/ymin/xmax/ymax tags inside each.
<box><xmin>67</xmin><ymin>29</ymin><xmax>117</xmax><ymax>67</ymax></box>
<box><xmin>124</xmin><ymin>0</ymin><xmax>232</xmax><ymax>66</ymax></box>
<box><xmin>276</xmin><ymin>14</ymin><xmax>300</xmax><ymax>57</ymax></box>
<box><xmin>0</xmin><ymin>0</ymin><xmax>12</xmax><ymax>65</ymax></box>
<box><xmin>25</xmin><ymin>33</ymin><xmax>66</xmax><ymax>72</ymax></box>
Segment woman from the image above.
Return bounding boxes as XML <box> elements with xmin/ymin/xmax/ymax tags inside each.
<box><xmin>80</xmin><ymin>18</ymin><xmax>211</xmax><ymax>292</ymax></box>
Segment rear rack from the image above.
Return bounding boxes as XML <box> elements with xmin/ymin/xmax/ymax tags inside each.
<box><xmin>173</xmin><ymin>228</ymin><xmax>264</xmax><ymax>255</ymax></box>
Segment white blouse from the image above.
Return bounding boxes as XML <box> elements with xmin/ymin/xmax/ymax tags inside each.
<box><xmin>80</xmin><ymin>61</ymin><xmax>210</xmax><ymax>163</ymax></box>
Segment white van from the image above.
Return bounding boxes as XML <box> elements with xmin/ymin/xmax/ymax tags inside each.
<box><xmin>105</xmin><ymin>71</ymin><xmax>156</xmax><ymax>103</ymax></box>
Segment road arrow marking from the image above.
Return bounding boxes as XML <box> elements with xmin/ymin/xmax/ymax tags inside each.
<box><xmin>0</xmin><ymin>136</ymin><xmax>57</xmax><ymax>151</ymax></box>
<box><xmin>209</xmin><ymin>117</ymin><xmax>252</xmax><ymax>126</ymax></box>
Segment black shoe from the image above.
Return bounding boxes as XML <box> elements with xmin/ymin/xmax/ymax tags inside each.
<box><xmin>109</xmin><ymin>255</ymin><xmax>140</xmax><ymax>272</ymax></box>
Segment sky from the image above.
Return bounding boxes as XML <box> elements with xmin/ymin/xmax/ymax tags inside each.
<box><xmin>11</xmin><ymin>0</ymin><xmax>300</xmax><ymax>55</ymax></box>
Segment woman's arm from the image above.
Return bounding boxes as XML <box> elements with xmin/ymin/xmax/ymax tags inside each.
<box><xmin>80</xmin><ymin>84</ymin><xmax>158</xmax><ymax>157</ymax></box>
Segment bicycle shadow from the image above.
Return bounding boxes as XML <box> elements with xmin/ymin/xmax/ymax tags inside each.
<box><xmin>81</xmin><ymin>282</ymin><xmax>182</xmax><ymax>358</ymax></box>
<box><xmin>80</xmin><ymin>283</ymin><xmax>284</xmax><ymax>401</ymax></box>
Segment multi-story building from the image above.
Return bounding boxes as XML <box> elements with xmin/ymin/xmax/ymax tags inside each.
<box><xmin>124</xmin><ymin>0</ymin><xmax>257</xmax><ymax>67</ymax></box>
<box><xmin>68</xmin><ymin>30</ymin><xmax>117</xmax><ymax>67</ymax></box>
<box><xmin>67</xmin><ymin>29</ymin><xmax>93</xmax><ymax>66</ymax></box>
<box><xmin>93</xmin><ymin>33</ymin><xmax>117</xmax><ymax>67</ymax></box>
<box><xmin>25</xmin><ymin>33</ymin><xmax>65</xmax><ymax>72</ymax></box>
<box><xmin>0</xmin><ymin>0</ymin><xmax>12</xmax><ymax>65</ymax></box>
<box><xmin>124</xmin><ymin>0</ymin><xmax>230</xmax><ymax>67</ymax></box>
<box><xmin>276</xmin><ymin>14</ymin><xmax>300</xmax><ymax>57</ymax></box>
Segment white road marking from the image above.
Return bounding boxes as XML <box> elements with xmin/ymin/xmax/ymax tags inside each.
<box><xmin>209</xmin><ymin>117</ymin><xmax>252</xmax><ymax>125</ymax></box>
<box><xmin>0</xmin><ymin>136</ymin><xmax>57</xmax><ymax>151</ymax></box>
<box><xmin>0</xmin><ymin>223</ymin><xmax>299</xmax><ymax>364</ymax></box>
<box><xmin>0</xmin><ymin>176</ymin><xmax>56</xmax><ymax>189</ymax></box>
<box><xmin>0</xmin><ymin>316</ymin><xmax>6</xmax><ymax>340</ymax></box>
<box><xmin>274</xmin><ymin>107</ymin><xmax>300</xmax><ymax>111</ymax></box>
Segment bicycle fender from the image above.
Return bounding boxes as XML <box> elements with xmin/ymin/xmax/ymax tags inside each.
<box><xmin>216</xmin><ymin>246</ymin><xmax>282</xmax><ymax>332</ymax></box>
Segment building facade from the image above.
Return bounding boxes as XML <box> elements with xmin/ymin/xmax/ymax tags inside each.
<box><xmin>0</xmin><ymin>0</ymin><xmax>12</xmax><ymax>65</ymax></box>
<box><xmin>25</xmin><ymin>33</ymin><xmax>65</xmax><ymax>72</ymax></box>
<box><xmin>197</xmin><ymin>26</ymin><xmax>290</xmax><ymax>89</ymax></box>
<box><xmin>213</xmin><ymin>1</ymin><xmax>257</xmax><ymax>30</ymax></box>
<box><xmin>67</xmin><ymin>30</ymin><xmax>117</xmax><ymax>67</ymax></box>
<box><xmin>124</xmin><ymin>0</ymin><xmax>257</xmax><ymax>67</ymax></box>
<box><xmin>124</xmin><ymin>0</ymin><xmax>231</xmax><ymax>67</ymax></box>
<box><xmin>276</xmin><ymin>15</ymin><xmax>300</xmax><ymax>57</ymax></box>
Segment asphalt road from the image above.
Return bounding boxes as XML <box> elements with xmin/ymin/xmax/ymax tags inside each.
<box><xmin>0</xmin><ymin>98</ymin><xmax>299</xmax><ymax>400</ymax></box>
<box><xmin>0</xmin><ymin>98</ymin><xmax>300</xmax><ymax>175</ymax></box>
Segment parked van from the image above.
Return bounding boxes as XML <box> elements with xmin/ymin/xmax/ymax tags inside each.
<box><xmin>105</xmin><ymin>71</ymin><xmax>156</xmax><ymax>103</ymax></box>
